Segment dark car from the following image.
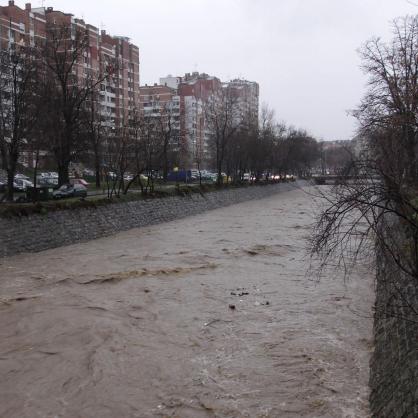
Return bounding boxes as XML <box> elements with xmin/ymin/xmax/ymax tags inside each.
<box><xmin>53</xmin><ymin>183</ymin><xmax>87</xmax><ymax>199</ymax></box>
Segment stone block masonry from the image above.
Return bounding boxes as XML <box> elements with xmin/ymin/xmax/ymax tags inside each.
<box><xmin>369</xmin><ymin>249</ymin><xmax>418</xmax><ymax>417</ymax></box>
<box><xmin>0</xmin><ymin>182</ymin><xmax>300</xmax><ymax>257</ymax></box>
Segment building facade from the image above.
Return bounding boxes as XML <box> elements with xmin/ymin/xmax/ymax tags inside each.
<box><xmin>0</xmin><ymin>2</ymin><xmax>46</xmax><ymax>50</ymax></box>
<box><xmin>0</xmin><ymin>1</ymin><xmax>140</xmax><ymax>130</ymax></box>
<box><xmin>149</xmin><ymin>72</ymin><xmax>259</xmax><ymax>169</ymax></box>
<box><xmin>139</xmin><ymin>83</ymin><xmax>183</xmax><ymax>165</ymax></box>
<box><xmin>227</xmin><ymin>78</ymin><xmax>259</xmax><ymax>127</ymax></box>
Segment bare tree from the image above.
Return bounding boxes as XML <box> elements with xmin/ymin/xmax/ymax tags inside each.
<box><xmin>0</xmin><ymin>46</ymin><xmax>39</xmax><ymax>201</ymax></box>
<box><xmin>311</xmin><ymin>16</ymin><xmax>418</xmax><ymax>320</ymax></box>
<box><xmin>354</xmin><ymin>16</ymin><xmax>418</xmax><ymax>183</ymax></box>
<box><xmin>83</xmin><ymin>85</ymin><xmax>114</xmax><ymax>189</ymax></box>
<box><xmin>250</xmin><ymin>105</ymin><xmax>274</xmax><ymax>181</ymax></box>
<box><xmin>285</xmin><ymin>129</ymin><xmax>319</xmax><ymax>177</ymax></box>
<box><xmin>120</xmin><ymin>108</ymin><xmax>145</xmax><ymax>194</ymax></box>
<box><xmin>102</xmin><ymin>123</ymin><xmax>131</xmax><ymax>198</ymax></box>
<box><xmin>124</xmin><ymin>110</ymin><xmax>163</xmax><ymax>195</ymax></box>
<box><xmin>155</xmin><ymin>102</ymin><xmax>180</xmax><ymax>181</ymax></box>
<box><xmin>205</xmin><ymin>85</ymin><xmax>242</xmax><ymax>185</ymax></box>
<box><xmin>192</xmin><ymin>128</ymin><xmax>205</xmax><ymax>185</ymax></box>
<box><xmin>41</xmin><ymin>23</ymin><xmax>111</xmax><ymax>186</ymax></box>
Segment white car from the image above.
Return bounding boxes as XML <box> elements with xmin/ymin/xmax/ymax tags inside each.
<box><xmin>83</xmin><ymin>169</ymin><xmax>95</xmax><ymax>176</ymax></box>
<box><xmin>37</xmin><ymin>176</ymin><xmax>58</xmax><ymax>186</ymax></box>
<box><xmin>14</xmin><ymin>178</ymin><xmax>33</xmax><ymax>191</ymax></box>
<box><xmin>15</xmin><ymin>173</ymin><xmax>29</xmax><ymax>180</ymax></box>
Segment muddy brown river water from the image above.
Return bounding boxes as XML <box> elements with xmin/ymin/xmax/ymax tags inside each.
<box><xmin>0</xmin><ymin>187</ymin><xmax>374</xmax><ymax>418</ymax></box>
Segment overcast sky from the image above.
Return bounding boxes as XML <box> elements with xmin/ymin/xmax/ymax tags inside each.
<box><xmin>14</xmin><ymin>0</ymin><xmax>418</xmax><ymax>140</ymax></box>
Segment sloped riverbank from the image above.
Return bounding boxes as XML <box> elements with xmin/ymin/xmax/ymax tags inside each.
<box><xmin>0</xmin><ymin>182</ymin><xmax>300</xmax><ymax>257</ymax></box>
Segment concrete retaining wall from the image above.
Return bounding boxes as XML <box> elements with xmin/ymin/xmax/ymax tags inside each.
<box><xmin>370</xmin><ymin>252</ymin><xmax>418</xmax><ymax>417</ymax></box>
<box><xmin>0</xmin><ymin>182</ymin><xmax>299</xmax><ymax>257</ymax></box>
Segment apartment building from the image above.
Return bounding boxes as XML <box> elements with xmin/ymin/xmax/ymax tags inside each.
<box><xmin>139</xmin><ymin>83</ymin><xmax>181</xmax><ymax>127</ymax></box>
<box><xmin>0</xmin><ymin>1</ymin><xmax>140</xmax><ymax>129</ymax></box>
<box><xmin>0</xmin><ymin>2</ymin><xmax>46</xmax><ymax>50</ymax></box>
<box><xmin>227</xmin><ymin>78</ymin><xmax>259</xmax><ymax>126</ymax></box>
<box><xmin>113</xmin><ymin>35</ymin><xmax>140</xmax><ymax>127</ymax></box>
<box><xmin>158</xmin><ymin>72</ymin><xmax>259</xmax><ymax>168</ymax></box>
<box><xmin>177</xmin><ymin>73</ymin><xmax>222</xmax><ymax>166</ymax></box>
<box><xmin>139</xmin><ymin>83</ymin><xmax>182</xmax><ymax>160</ymax></box>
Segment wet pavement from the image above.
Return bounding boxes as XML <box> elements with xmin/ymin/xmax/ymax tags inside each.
<box><xmin>0</xmin><ymin>187</ymin><xmax>374</xmax><ymax>417</ymax></box>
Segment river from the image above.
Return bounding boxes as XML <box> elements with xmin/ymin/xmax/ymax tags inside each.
<box><xmin>0</xmin><ymin>186</ymin><xmax>374</xmax><ymax>418</ymax></box>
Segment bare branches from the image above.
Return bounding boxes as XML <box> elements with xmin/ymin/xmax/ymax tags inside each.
<box><xmin>40</xmin><ymin>23</ymin><xmax>112</xmax><ymax>186</ymax></box>
<box><xmin>312</xmin><ymin>17</ymin><xmax>418</xmax><ymax>319</ymax></box>
<box><xmin>0</xmin><ymin>46</ymin><xmax>40</xmax><ymax>201</ymax></box>
<box><xmin>311</xmin><ymin>15</ymin><xmax>418</xmax><ymax>320</ymax></box>
<box><xmin>205</xmin><ymin>85</ymin><xmax>242</xmax><ymax>185</ymax></box>
<box><xmin>357</xmin><ymin>16</ymin><xmax>418</xmax><ymax>183</ymax></box>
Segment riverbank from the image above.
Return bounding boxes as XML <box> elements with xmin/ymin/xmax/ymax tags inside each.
<box><xmin>0</xmin><ymin>181</ymin><xmax>302</xmax><ymax>257</ymax></box>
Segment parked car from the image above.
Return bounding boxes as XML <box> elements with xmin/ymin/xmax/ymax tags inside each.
<box><xmin>37</xmin><ymin>176</ymin><xmax>59</xmax><ymax>187</ymax></box>
<box><xmin>14</xmin><ymin>173</ymin><xmax>30</xmax><ymax>180</ymax></box>
<box><xmin>26</xmin><ymin>186</ymin><xmax>54</xmax><ymax>202</ymax></box>
<box><xmin>13</xmin><ymin>178</ymin><xmax>33</xmax><ymax>192</ymax></box>
<box><xmin>107</xmin><ymin>171</ymin><xmax>117</xmax><ymax>180</ymax></box>
<box><xmin>204</xmin><ymin>171</ymin><xmax>217</xmax><ymax>182</ymax></box>
<box><xmin>53</xmin><ymin>183</ymin><xmax>87</xmax><ymax>199</ymax></box>
<box><xmin>83</xmin><ymin>168</ymin><xmax>95</xmax><ymax>177</ymax></box>
<box><xmin>190</xmin><ymin>170</ymin><xmax>199</xmax><ymax>181</ymax></box>
<box><xmin>71</xmin><ymin>178</ymin><xmax>88</xmax><ymax>187</ymax></box>
<box><xmin>167</xmin><ymin>170</ymin><xmax>192</xmax><ymax>182</ymax></box>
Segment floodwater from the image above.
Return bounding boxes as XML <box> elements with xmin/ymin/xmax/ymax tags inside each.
<box><xmin>0</xmin><ymin>187</ymin><xmax>374</xmax><ymax>418</ymax></box>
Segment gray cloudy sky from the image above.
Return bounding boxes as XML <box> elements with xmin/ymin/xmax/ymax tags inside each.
<box><xmin>17</xmin><ymin>0</ymin><xmax>417</xmax><ymax>140</ymax></box>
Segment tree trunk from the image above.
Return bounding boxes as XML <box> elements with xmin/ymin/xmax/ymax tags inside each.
<box><xmin>6</xmin><ymin>166</ymin><xmax>15</xmax><ymax>202</ymax></box>
<box><xmin>95</xmin><ymin>152</ymin><xmax>101</xmax><ymax>188</ymax></box>
<box><xmin>58</xmin><ymin>120</ymin><xmax>73</xmax><ymax>186</ymax></box>
<box><xmin>405</xmin><ymin>126</ymin><xmax>417</xmax><ymax>184</ymax></box>
<box><xmin>163</xmin><ymin>140</ymin><xmax>169</xmax><ymax>181</ymax></box>
<box><xmin>216</xmin><ymin>142</ymin><xmax>223</xmax><ymax>186</ymax></box>
<box><xmin>58</xmin><ymin>161</ymin><xmax>70</xmax><ymax>186</ymax></box>
<box><xmin>217</xmin><ymin>165</ymin><xmax>223</xmax><ymax>186</ymax></box>
<box><xmin>32</xmin><ymin>148</ymin><xmax>40</xmax><ymax>202</ymax></box>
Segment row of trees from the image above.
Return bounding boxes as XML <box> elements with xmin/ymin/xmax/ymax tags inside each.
<box><xmin>0</xmin><ymin>22</ymin><xmax>326</xmax><ymax>202</ymax></box>
<box><xmin>202</xmin><ymin>87</ymin><xmax>322</xmax><ymax>186</ymax></box>
<box><xmin>80</xmin><ymin>90</ymin><xmax>323</xmax><ymax>194</ymax></box>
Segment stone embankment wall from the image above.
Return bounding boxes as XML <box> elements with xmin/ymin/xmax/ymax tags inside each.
<box><xmin>0</xmin><ymin>182</ymin><xmax>299</xmax><ymax>257</ymax></box>
<box><xmin>370</xmin><ymin>253</ymin><xmax>418</xmax><ymax>417</ymax></box>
